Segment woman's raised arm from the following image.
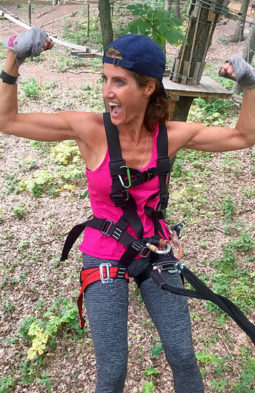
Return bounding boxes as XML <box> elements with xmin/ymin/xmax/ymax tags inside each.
<box><xmin>0</xmin><ymin>32</ymin><xmax>95</xmax><ymax>143</ymax></box>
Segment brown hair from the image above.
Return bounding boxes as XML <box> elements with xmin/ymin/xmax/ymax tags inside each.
<box><xmin>104</xmin><ymin>48</ymin><xmax>171</xmax><ymax>132</ymax></box>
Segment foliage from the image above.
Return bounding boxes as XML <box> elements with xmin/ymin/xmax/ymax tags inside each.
<box><xmin>206</xmin><ymin>234</ymin><xmax>254</xmax><ymax>315</ymax></box>
<box><xmin>144</xmin><ymin>366</ymin><xmax>158</xmax><ymax>377</ymax></box>
<box><xmin>51</xmin><ymin>140</ymin><xmax>81</xmax><ymax>165</ymax></box>
<box><xmin>26</xmin><ymin>298</ymin><xmax>85</xmax><ymax>360</ymax></box>
<box><xmin>0</xmin><ymin>376</ymin><xmax>14</xmax><ymax>393</ymax></box>
<box><xmin>3</xmin><ymin>301</ymin><xmax>16</xmax><ymax>317</ymax></box>
<box><xmin>63</xmin><ymin>14</ymin><xmax>101</xmax><ymax>46</ymax></box>
<box><xmin>231</xmin><ymin>357</ymin><xmax>255</xmax><ymax>392</ymax></box>
<box><xmin>188</xmin><ymin>97</ymin><xmax>235</xmax><ymax>126</ymax></box>
<box><xmin>0</xmin><ymin>43</ymin><xmax>6</xmax><ymax>60</ymax></box>
<box><xmin>124</xmin><ymin>2</ymin><xmax>186</xmax><ymax>48</ymax></box>
<box><xmin>17</xmin><ymin>170</ymin><xmax>57</xmax><ymax>198</ymax></box>
<box><xmin>12</xmin><ymin>202</ymin><xmax>27</xmax><ymax>219</ymax></box>
<box><xmin>141</xmin><ymin>381</ymin><xmax>155</xmax><ymax>393</ymax></box>
<box><xmin>222</xmin><ymin>195</ymin><xmax>236</xmax><ymax>220</ymax></box>
<box><xmin>21</xmin><ymin>78</ymin><xmax>39</xmax><ymax>98</ymax></box>
<box><xmin>151</xmin><ymin>341</ymin><xmax>163</xmax><ymax>358</ymax></box>
<box><xmin>210</xmin><ymin>378</ymin><xmax>228</xmax><ymax>393</ymax></box>
<box><xmin>36</xmin><ymin>370</ymin><xmax>52</xmax><ymax>392</ymax></box>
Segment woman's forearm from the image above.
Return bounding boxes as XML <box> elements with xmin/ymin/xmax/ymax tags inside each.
<box><xmin>236</xmin><ymin>88</ymin><xmax>255</xmax><ymax>147</ymax></box>
<box><xmin>0</xmin><ymin>50</ymin><xmax>19</xmax><ymax>129</ymax></box>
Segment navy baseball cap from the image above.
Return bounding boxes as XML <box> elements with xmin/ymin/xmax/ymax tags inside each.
<box><xmin>102</xmin><ymin>34</ymin><xmax>167</xmax><ymax>96</ymax></box>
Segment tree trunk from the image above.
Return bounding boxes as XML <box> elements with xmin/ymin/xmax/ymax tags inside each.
<box><xmin>171</xmin><ymin>97</ymin><xmax>194</xmax><ymax>121</ymax></box>
<box><xmin>242</xmin><ymin>14</ymin><xmax>255</xmax><ymax>63</ymax></box>
<box><xmin>171</xmin><ymin>0</ymin><xmax>225</xmax><ymax>85</ymax></box>
<box><xmin>234</xmin><ymin>15</ymin><xmax>255</xmax><ymax>94</ymax></box>
<box><xmin>170</xmin><ymin>0</ymin><xmax>226</xmax><ymax>121</ymax></box>
<box><xmin>175</xmin><ymin>0</ymin><xmax>181</xmax><ymax>19</ymax></box>
<box><xmin>231</xmin><ymin>0</ymin><xmax>249</xmax><ymax>42</ymax></box>
<box><xmin>164</xmin><ymin>0</ymin><xmax>181</xmax><ymax>18</ymax></box>
<box><xmin>98</xmin><ymin>0</ymin><xmax>113</xmax><ymax>49</ymax></box>
<box><xmin>165</xmin><ymin>0</ymin><xmax>171</xmax><ymax>12</ymax></box>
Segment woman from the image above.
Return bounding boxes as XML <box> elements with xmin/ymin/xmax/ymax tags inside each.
<box><xmin>1</xmin><ymin>29</ymin><xmax>255</xmax><ymax>393</ymax></box>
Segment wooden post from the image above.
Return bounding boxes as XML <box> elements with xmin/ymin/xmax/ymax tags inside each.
<box><xmin>28</xmin><ymin>0</ymin><xmax>31</xmax><ymax>26</ymax></box>
<box><xmin>87</xmin><ymin>1</ymin><xmax>90</xmax><ymax>38</ymax></box>
<box><xmin>168</xmin><ymin>0</ymin><xmax>226</xmax><ymax>121</ymax></box>
<box><xmin>170</xmin><ymin>0</ymin><xmax>225</xmax><ymax>86</ymax></box>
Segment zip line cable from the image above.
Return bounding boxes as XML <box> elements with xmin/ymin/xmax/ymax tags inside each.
<box><xmin>188</xmin><ymin>0</ymin><xmax>255</xmax><ymax>27</ymax></box>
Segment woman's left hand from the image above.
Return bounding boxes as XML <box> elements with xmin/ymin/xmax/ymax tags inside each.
<box><xmin>219</xmin><ymin>62</ymin><xmax>236</xmax><ymax>80</ymax></box>
<box><xmin>219</xmin><ymin>56</ymin><xmax>255</xmax><ymax>89</ymax></box>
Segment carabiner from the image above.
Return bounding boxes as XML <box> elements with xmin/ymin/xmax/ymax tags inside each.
<box><xmin>118</xmin><ymin>166</ymin><xmax>132</xmax><ymax>189</ymax></box>
<box><xmin>146</xmin><ymin>242</ymin><xmax>171</xmax><ymax>255</ymax></box>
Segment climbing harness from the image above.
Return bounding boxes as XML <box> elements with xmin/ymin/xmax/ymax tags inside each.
<box><xmin>61</xmin><ymin>113</ymin><xmax>255</xmax><ymax>344</ymax></box>
<box><xmin>62</xmin><ymin>112</ymin><xmax>171</xmax><ymax>327</ymax></box>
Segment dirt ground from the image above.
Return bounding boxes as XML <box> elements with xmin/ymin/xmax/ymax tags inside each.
<box><xmin>0</xmin><ymin>2</ymin><xmax>254</xmax><ymax>393</ymax></box>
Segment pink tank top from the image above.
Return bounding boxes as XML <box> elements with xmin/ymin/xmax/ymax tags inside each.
<box><xmin>79</xmin><ymin>125</ymin><xmax>169</xmax><ymax>259</ymax></box>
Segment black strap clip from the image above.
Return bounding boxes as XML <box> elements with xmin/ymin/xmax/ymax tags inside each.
<box><xmin>110</xmin><ymin>189</ymin><xmax>129</xmax><ymax>207</ymax></box>
<box><xmin>171</xmin><ymin>221</ymin><xmax>187</xmax><ymax>239</ymax></box>
<box><xmin>160</xmin><ymin>192</ymin><xmax>169</xmax><ymax>209</ymax></box>
<box><xmin>101</xmin><ymin>219</ymin><xmax>115</xmax><ymax>236</ymax></box>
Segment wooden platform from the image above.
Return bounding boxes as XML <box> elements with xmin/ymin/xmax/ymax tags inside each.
<box><xmin>163</xmin><ymin>76</ymin><xmax>232</xmax><ymax>101</ymax></box>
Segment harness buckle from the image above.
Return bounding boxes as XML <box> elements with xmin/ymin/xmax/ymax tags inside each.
<box><xmin>112</xmin><ymin>227</ymin><xmax>123</xmax><ymax>241</ymax></box>
<box><xmin>100</xmin><ymin>263</ymin><xmax>113</xmax><ymax>284</ymax></box>
<box><xmin>132</xmin><ymin>240</ymin><xmax>142</xmax><ymax>252</ymax></box>
<box><xmin>117</xmin><ymin>266</ymin><xmax>127</xmax><ymax>279</ymax></box>
<box><xmin>144</xmin><ymin>168</ymin><xmax>154</xmax><ymax>181</ymax></box>
<box><xmin>110</xmin><ymin>189</ymin><xmax>129</xmax><ymax>207</ymax></box>
<box><xmin>152</xmin><ymin>261</ymin><xmax>179</xmax><ymax>274</ymax></box>
<box><xmin>101</xmin><ymin>219</ymin><xmax>114</xmax><ymax>236</ymax></box>
<box><xmin>140</xmin><ymin>246</ymin><xmax>150</xmax><ymax>258</ymax></box>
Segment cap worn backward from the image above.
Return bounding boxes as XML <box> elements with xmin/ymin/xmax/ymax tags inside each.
<box><xmin>103</xmin><ymin>34</ymin><xmax>166</xmax><ymax>81</ymax></box>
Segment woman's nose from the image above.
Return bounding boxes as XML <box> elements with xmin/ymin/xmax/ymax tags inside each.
<box><xmin>103</xmin><ymin>81</ymin><xmax>115</xmax><ymax>99</ymax></box>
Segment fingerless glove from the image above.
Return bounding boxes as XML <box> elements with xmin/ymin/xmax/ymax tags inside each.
<box><xmin>222</xmin><ymin>55</ymin><xmax>255</xmax><ymax>89</ymax></box>
<box><xmin>3</xmin><ymin>27</ymin><xmax>47</xmax><ymax>66</ymax></box>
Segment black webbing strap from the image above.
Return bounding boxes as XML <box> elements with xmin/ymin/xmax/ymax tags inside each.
<box><xmin>150</xmin><ymin>265</ymin><xmax>255</xmax><ymax>345</ymax></box>
<box><xmin>157</xmin><ymin>123</ymin><xmax>170</xmax><ymax>211</ymax></box>
<box><xmin>61</xmin><ymin>216</ymin><xmax>137</xmax><ymax>261</ymax></box>
<box><xmin>103</xmin><ymin>112</ymin><xmax>123</xmax><ymax>162</ymax></box>
<box><xmin>103</xmin><ymin>112</ymin><xmax>145</xmax><ymax>238</ymax></box>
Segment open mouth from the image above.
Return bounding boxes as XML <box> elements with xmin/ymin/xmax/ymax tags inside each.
<box><xmin>109</xmin><ymin>102</ymin><xmax>121</xmax><ymax>117</ymax></box>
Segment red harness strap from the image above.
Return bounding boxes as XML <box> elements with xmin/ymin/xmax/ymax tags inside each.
<box><xmin>78</xmin><ymin>266</ymin><xmax>129</xmax><ymax>329</ymax></box>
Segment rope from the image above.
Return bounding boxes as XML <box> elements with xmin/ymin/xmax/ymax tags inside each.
<box><xmin>0</xmin><ymin>6</ymin><xmax>102</xmax><ymax>57</ymax></box>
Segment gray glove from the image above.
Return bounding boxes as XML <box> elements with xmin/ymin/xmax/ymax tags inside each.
<box><xmin>221</xmin><ymin>55</ymin><xmax>255</xmax><ymax>89</ymax></box>
<box><xmin>3</xmin><ymin>27</ymin><xmax>47</xmax><ymax>66</ymax></box>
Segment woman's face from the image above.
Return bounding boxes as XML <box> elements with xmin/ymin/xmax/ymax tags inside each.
<box><xmin>102</xmin><ymin>63</ymin><xmax>151</xmax><ymax>127</ymax></box>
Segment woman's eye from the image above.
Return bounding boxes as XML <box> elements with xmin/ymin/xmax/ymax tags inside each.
<box><xmin>117</xmin><ymin>79</ymin><xmax>124</xmax><ymax>86</ymax></box>
<box><xmin>102</xmin><ymin>75</ymin><xmax>107</xmax><ymax>83</ymax></box>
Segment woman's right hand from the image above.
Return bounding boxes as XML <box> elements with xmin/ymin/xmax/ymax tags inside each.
<box><xmin>41</xmin><ymin>36</ymin><xmax>54</xmax><ymax>52</ymax></box>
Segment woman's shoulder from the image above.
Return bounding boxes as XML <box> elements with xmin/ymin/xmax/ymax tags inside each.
<box><xmin>165</xmin><ymin>120</ymin><xmax>192</xmax><ymax>158</ymax></box>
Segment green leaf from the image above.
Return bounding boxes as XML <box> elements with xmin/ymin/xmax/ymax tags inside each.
<box><xmin>144</xmin><ymin>366</ymin><xmax>159</xmax><ymax>377</ymax></box>
<box><xmin>142</xmin><ymin>381</ymin><xmax>155</xmax><ymax>393</ymax></box>
<box><xmin>151</xmin><ymin>341</ymin><xmax>163</xmax><ymax>358</ymax></box>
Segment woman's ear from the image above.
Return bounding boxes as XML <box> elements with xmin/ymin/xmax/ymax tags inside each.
<box><xmin>144</xmin><ymin>80</ymin><xmax>156</xmax><ymax>97</ymax></box>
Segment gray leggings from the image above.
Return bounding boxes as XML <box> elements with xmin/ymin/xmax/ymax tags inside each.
<box><xmin>83</xmin><ymin>254</ymin><xmax>204</xmax><ymax>393</ymax></box>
